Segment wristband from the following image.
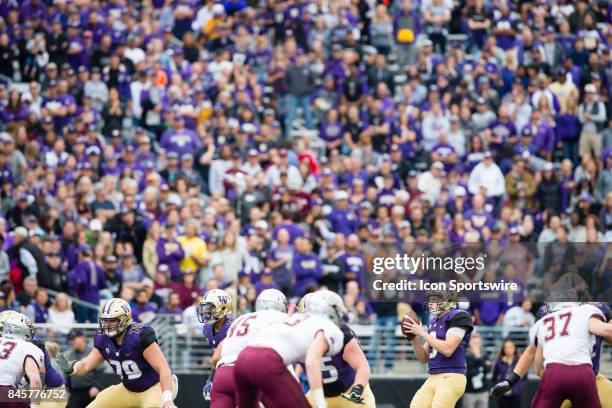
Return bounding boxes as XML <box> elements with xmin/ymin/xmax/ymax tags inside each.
<box><xmin>312</xmin><ymin>387</ymin><xmax>326</xmax><ymax>408</ymax></box>
<box><xmin>352</xmin><ymin>384</ymin><xmax>364</xmax><ymax>394</ymax></box>
<box><xmin>506</xmin><ymin>371</ymin><xmax>521</xmax><ymax>386</ymax></box>
<box><xmin>162</xmin><ymin>390</ymin><xmax>173</xmax><ymax>402</ymax></box>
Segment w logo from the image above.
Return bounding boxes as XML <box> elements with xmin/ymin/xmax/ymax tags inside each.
<box><xmin>218</xmin><ymin>296</ymin><xmax>229</xmax><ymax>304</ymax></box>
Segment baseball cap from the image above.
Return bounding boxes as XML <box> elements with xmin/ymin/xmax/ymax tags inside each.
<box><xmin>584</xmin><ymin>84</ymin><xmax>597</xmax><ymax>93</ymax></box>
<box><xmin>68</xmin><ymin>329</ymin><xmax>84</xmax><ymax>340</ymax></box>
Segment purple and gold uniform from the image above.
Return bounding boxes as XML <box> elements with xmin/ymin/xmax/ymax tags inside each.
<box><xmin>203</xmin><ymin>316</ymin><xmax>233</xmax><ymax>349</ymax></box>
<box><xmin>88</xmin><ymin>322</ymin><xmax>164</xmax><ymax>408</ymax></box>
<box><xmin>305</xmin><ymin>323</ymin><xmax>376</xmax><ymax>407</ymax></box>
<box><xmin>33</xmin><ymin>338</ymin><xmax>66</xmax><ymax>408</ymax></box>
<box><xmin>411</xmin><ymin>309</ymin><xmax>473</xmax><ymax>408</ymax></box>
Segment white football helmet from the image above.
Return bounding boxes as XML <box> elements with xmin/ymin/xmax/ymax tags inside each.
<box><xmin>303</xmin><ymin>290</ymin><xmax>347</xmax><ymax>326</ymax></box>
<box><xmin>1</xmin><ymin>312</ymin><xmax>35</xmax><ymax>341</ymax></box>
<box><xmin>255</xmin><ymin>289</ymin><xmax>288</xmax><ymax>313</ymax></box>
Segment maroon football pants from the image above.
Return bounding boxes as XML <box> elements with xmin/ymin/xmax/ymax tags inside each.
<box><xmin>531</xmin><ymin>363</ymin><xmax>601</xmax><ymax>408</ymax></box>
<box><xmin>211</xmin><ymin>365</ymin><xmax>236</xmax><ymax>408</ymax></box>
<box><xmin>233</xmin><ymin>346</ymin><xmax>310</xmax><ymax>408</ymax></box>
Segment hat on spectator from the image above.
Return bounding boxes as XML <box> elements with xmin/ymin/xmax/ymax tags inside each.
<box><xmin>584</xmin><ymin>84</ymin><xmax>597</xmax><ymax>93</ymax></box>
<box><xmin>158</xmin><ymin>264</ymin><xmax>170</xmax><ymax>273</ymax></box>
<box><xmin>86</xmin><ymin>146</ymin><xmax>101</xmax><ymax>156</ymax></box>
<box><xmin>14</xmin><ymin>227</ymin><xmax>28</xmax><ymax>238</ymax></box>
<box><xmin>254</xmin><ymin>220</ymin><xmax>268</xmax><ymax>230</ymax></box>
<box><xmin>103</xmin><ymin>255</ymin><xmax>118</xmax><ymax>264</ymax></box>
<box><xmin>454</xmin><ymin>186</ymin><xmax>467</xmax><ymax>197</ymax></box>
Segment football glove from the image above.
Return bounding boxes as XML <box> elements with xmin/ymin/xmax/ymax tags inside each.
<box><xmin>341</xmin><ymin>384</ymin><xmax>365</xmax><ymax>404</ymax></box>
<box><xmin>202</xmin><ymin>379</ymin><xmax>212</xmax><ymax>401</ymax></box>
<box><xmin>490</xmin><ymin>371</ymin><xmax>521</xmax><ymax>399</ymax></box>
<box><xmin>55</xmin><ymin>353</ymin><xmax>76</xmax><ymax>375</ymax></box>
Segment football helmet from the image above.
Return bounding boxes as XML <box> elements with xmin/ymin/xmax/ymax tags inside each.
<box><xmin>424</xmin><ymin>289</ymin><xmax>457</xmax><ymax>314</ymax></box>
<box><xmin>99</xmin><ymin>298</ymin><xmax>132</xmax><ymax>337</ymax></box>
<box><xmin>255</xmin><ymin>289</ymin><xmax>288</xmax><ymax>313</ymax></box>
<box><xmin>198</xmin><ymin>289</ymin><xmax>232</xmax><ymax>324</ymax></box>
<box><xmin>1</xmin><ymin>312</ymin><xmax>35</xmax><ymax>341</ymax></box>
<box><xmin>545</xmin><ymin>289</ymin><xmax>579</xmax><ymax>313</ymax></box>
<box><xmin>297</xmin><ymin>292</ymin><xmax>314</xmax><ymax>313</ymax></box>
<box><xmin>303</xmin><ymin>290</ymin><xmax>347</xmax><ymax>326</ymax></box>
<box><xmin>0</xmin><ymin>310</ymin><xmax>19</xmax><ymax>330</ymax></box>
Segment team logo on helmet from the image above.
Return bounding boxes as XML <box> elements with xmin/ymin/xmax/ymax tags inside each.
<box><xmin>198</xmin><ymin>289</ymin><xmax>233</xmax><ymax>325</ymax></box>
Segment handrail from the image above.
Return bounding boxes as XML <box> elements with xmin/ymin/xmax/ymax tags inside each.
<box><xmin>46</xmin><ymin>288</ymin><xmax>100</xmax><ymax>312</ymax></box>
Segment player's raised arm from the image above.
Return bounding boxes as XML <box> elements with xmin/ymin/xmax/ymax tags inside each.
<box><xmin>305</xmin><ymin>330</ymin><xmax>330</xmax><ymax>408</ymax></box>
<box><xmin>56</xmin><ymin>347</ymin><xmax>104</xmax><ymax>376</ymax></box>
<box><xmin>143</xmin><ymin>341</ymin><xmax>176</xmax><ymax>408</ymax></box>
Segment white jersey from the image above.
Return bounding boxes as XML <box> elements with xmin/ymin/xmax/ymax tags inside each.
<box><xmin>249</xmin><ymin>313</ymin><xmax>343</xmax><ymax>365</ymax></box>
<box><xmin>217</xmin><ymin>310</ymin><xmax>286</xmax><ymax>368</ymax></box>
<box><xmin>529</xmin><ymin>304</ymin><xmax>604</xmax><ymax>367</ymax></box>
<box><xmin>0</xmin><ymin>337</ymin><xmax>44</xmax><ymax>387</ymax></box>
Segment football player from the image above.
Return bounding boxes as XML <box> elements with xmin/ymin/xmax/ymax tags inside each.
<box><xmin>55</xmin><ymin>298</ymin><xmax>177</xmax><ymax>408</ymax></box>
<box><xmin>490</xmin><ymin>300</ymin><xmax>612</xmax><ymax>407</ymax></box>
<box><xmin>402</xmin><ymin>289</ymin><xmax>474</xmax><ymax>408</ymax></box>
<box><xmin>536</xmin><ymin>302</ymin><xmax>612</xmax><ymax>408</ymax></box>
<box><xmin>197</xmin><ymin>288</ymin><xmax>233</xmax><ymax>401</ymax></box>
<box><xmin>0</xmin><ymin>312</ymin><xmax>45</xmax><ymax>408</ymax></box>
<box><xmin>211</xmin><ymin>288</ymin><xmax>288</xmax><ymax>407</ymax></box>
<box><xmin>297</xmin><ymin>292</ymin><xmax>376</xmax><ymax>407</ymax></box>
<box><xmin>233</xmin><ymin>289</ymin><xmax>347</xmax><ymax>408</ymax></box>
<box><xmin>0</xmin><ymin>311</ymin><xmax>67</xmax><ymax>408</ymax></box>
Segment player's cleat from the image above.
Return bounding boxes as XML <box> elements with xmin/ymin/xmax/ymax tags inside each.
<box><xmin>341</xmin><ymin>384</ymin><xmax>365</xmax><ymax>404</ymax></box>
<box><xmin>55</xmin><ymin>352</ymin><xmax>77</xmax><ymax>375</ymax></box>
<box><xmin>490</xmin><ymin>371</ymin><xmax>521</xmax><ymax>399</ymax></box>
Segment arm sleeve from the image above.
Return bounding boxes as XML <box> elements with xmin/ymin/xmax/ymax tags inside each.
<box><xmin>447</xmin><ymin>311</ymin><xmax>474</xmax><ymax>331</ymax></box>
<box><xmin>140</xmin><ymin>326</ymin><xmax>158</xmax><ymax>349</ymax></box>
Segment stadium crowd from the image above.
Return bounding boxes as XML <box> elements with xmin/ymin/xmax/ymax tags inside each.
<box><xmin>0</xmin><ymin>0</ymin><xmax>610</xmax><ymax>375</ymax></box>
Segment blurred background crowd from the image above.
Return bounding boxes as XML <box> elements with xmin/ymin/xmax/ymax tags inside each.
<box><xmin>0</xmin><ymin>0</ymin><xmax>609</xmax><ymax>375</ymax></box>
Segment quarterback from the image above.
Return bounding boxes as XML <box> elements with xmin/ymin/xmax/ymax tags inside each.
<box><xmin>55</xmin><ymin>298</ymin><xmax>177</xmax><ymax>408</ymax></box>
<box><xmin>402</xmin><ymin>289</ymin><xmax>474</xmax><ymax>408</ymax></box>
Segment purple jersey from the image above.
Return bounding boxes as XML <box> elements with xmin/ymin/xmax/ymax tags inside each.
<box><xmin>202</xmin><ymin>317</ymin><xmax>233</xmax><ymax>349</ymax></box>
<box><xmin>94</xmin><ymin>323</ymin><xmax>160</xmax><ymax>392</ymax></box>
<box><xmin>591</xmin><ymin>302</ymin><xmax>610</xmax><ymax>374</ymax></box>
<box><xmin>321</xmin><ymin>323</ymin><xmax>358</xmax><ymax>396</ymax></box>
<box><xmin>33</xmin><ymin>338</ymin><xmax>64</xmax><ymax>388</ymax></box>
<box><xmin>427</xmin><ymin>309</ymin><xmax>473</xmax><ymax>375</ymax></box>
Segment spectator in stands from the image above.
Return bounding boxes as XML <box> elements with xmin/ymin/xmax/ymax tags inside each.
<box><xmin>47</xmin><ymin>292</ymin><xmax>75</xmax><ymax>336</ymax></box>
<box><xmin>292</xmin><ymin>237</ymin><xmax>323</xmax><ymax>298</ymax></box>
<box><xmin>505</xmin><ymin>157</ymin><xmax>536</xmax><ymax>210</ymax></box>
<box><xmin>503</xmin><ymin>298</ymin><xmax>535</xmax><ymax>335</ymax></box>
<box><xmin>182</xmin><ymin>293</ymin><xmax>204</xmax><ymax>335</ymax></box>
<box><xmin>463</xmin><ymin>331</ymin><xmax>492</xmax><ymax>408</ymax></box>
<box><xmin>284</xmin><ymin>50</ymin><xmax>316</xmax><ymax>134</ymax></box>
<box><xmin>142</xmin><ymin>220</ymin><xmax>161</xmax><ymax>278</ymax></box>
<box><xmin>102</xmin><ymin>255</ymin><xmax>122</xmax><ymax>298</ymax></box>
<box><xmin>157</xmin><ymin>222</ymin><xmax>185</xmax><ymax>283</ymax></box>
<box><xmin>177</xmin><ymin>219</ymin><xmax>208</xmax><ymax>275</ymax></box>
<box><xmin>68</xmin><ymin>245</ymin><xmax>106</xmax><ymax>323</ymax></box>
<box><xmin>173</xmin><ymin>270</ymin><xmax>201</xmax><ymax>310</ymax></box>
<box><xmin>25</xmin><ymin>287</ymin><xmax>49</xmax><ymax>323</ymax></box>
<box><xmin>131</xmin><ymin>288</ymin><xmax>158</xmax><ymax>323</ymax></box>
<box><xmin>0</xmin><ymin>235</ymin><xmax>9</xmax><ymax>283</ymax></box>
<box><xmin>267</xmin><ymin>228</ymin><xmax>294</xmax><ymax>297</ymax></box>
<box><xmin>43</xmin><ymin>251</ymin><xmax>68</xmax><ymax>293</ymax></box>
<box><xmin>16</xmin><ymin>275</ymin><xmax>38</xmax><ymax>310</ymax></box>
<box><xmin>158</xmin><ymin>291</ymin><xmax>183</xmax><ymax>324</ymax></box>
<box><xmin>492</xmin><ymin>339</ymin><xmax>527</xmax><ymax>408</ymax></box>
<box><xmin>65</xmin><ymin>329</ymin><xmax>103</xmax><ymax>408</ymax></box>
<box><xmin>118</xmin><ymin>249</ymin><xmax>145</xmax><ymax>290</ymax></box>
<box><xmin>9</xmin><ymin>226</ymin><xmax>47</xmax><ymax>286</ymax></box>
<box><xmin>578</xmin><ymin>84</ymin><xmax>606</xmax><ymax>158</ymax></box>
